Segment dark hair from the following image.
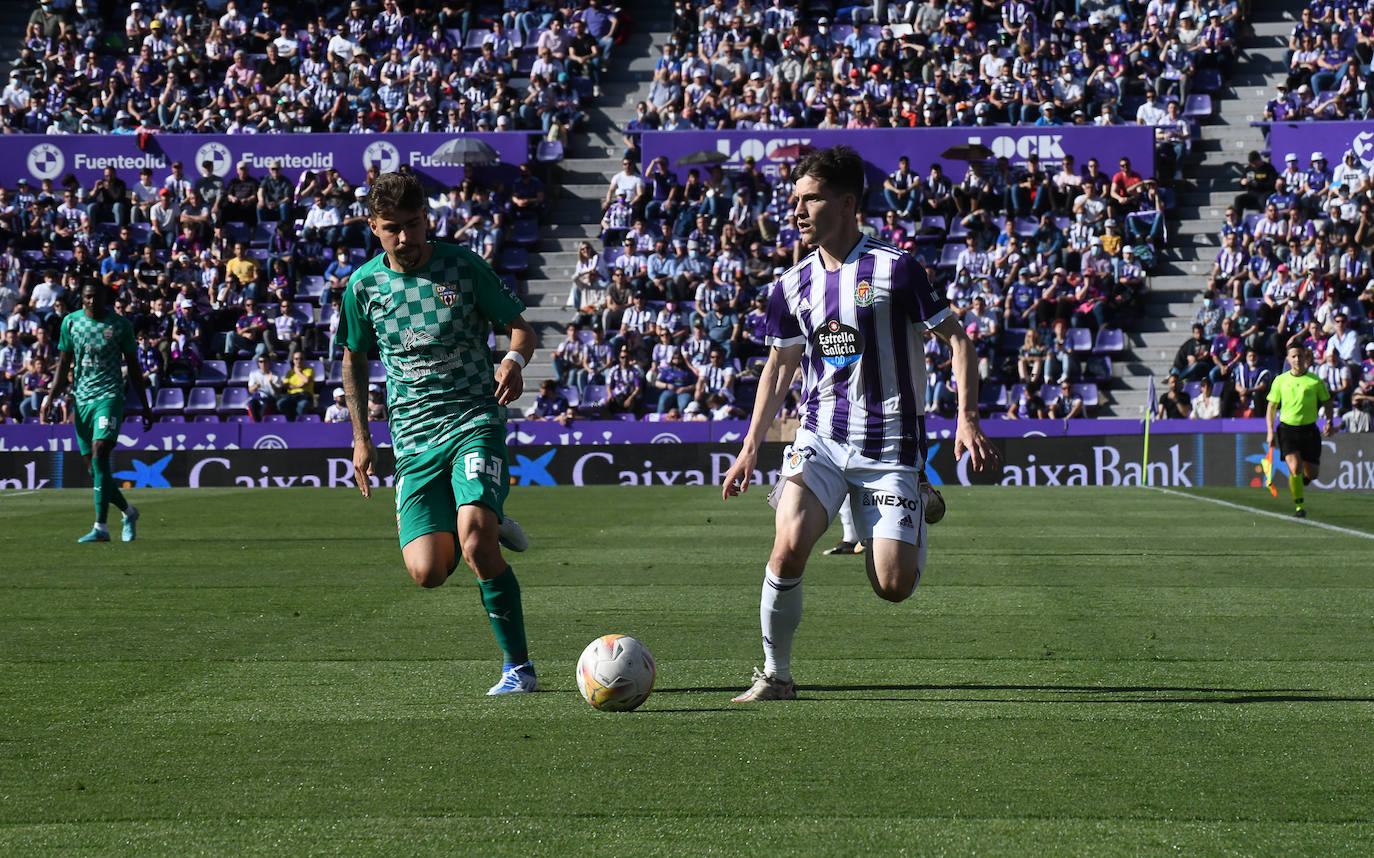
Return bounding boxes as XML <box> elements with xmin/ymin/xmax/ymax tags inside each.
<box><xmin>366</xmin><ymin>172</ymin><xmax>426</xmax><ymax>218</ymax></box>
<box><xmin>792</xmin><ymin>145</ymin><xmax>866</xmax><ymax>205</ymax></box>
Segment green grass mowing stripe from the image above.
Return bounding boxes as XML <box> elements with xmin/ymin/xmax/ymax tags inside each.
<box><xmin>1</xmin><ymin>486</ymin><xmax>1372</xmax><ymax>855</ymax></box>
<box><xmin>1146</xmin><ymin>485</ymin><xmax>1374</xmax><ymax>540</ymax></box>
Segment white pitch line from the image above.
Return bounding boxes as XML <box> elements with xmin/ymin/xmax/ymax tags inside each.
<box><xmin>1146</xmin><ymin>486</ymin><xmax>1374</xmax><ymax>541</ymax></box>
<box><xmin>0</xmin><ymin>490</ymin><xmax>37</xmax><ymax>499</ymax></box>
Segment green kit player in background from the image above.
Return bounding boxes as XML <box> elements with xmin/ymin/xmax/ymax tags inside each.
<box><xmin>45</xmin><ymin>280</ymin><xmax>153</xmax><ymax>543</ymax></box>
<box><xmin>337</xmin><ymin>172</ymin><xmax>539</xmax><ymax>695</ymax></box>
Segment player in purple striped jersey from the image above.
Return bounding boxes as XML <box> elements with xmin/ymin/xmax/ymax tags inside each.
<box><xmin>721</xmin><ymin>146</ymin><xmax>1002</xmax><ymax>702</ymax></box>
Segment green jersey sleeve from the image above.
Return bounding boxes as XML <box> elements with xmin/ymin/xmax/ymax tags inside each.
<box><xmin>472</xmin><ymin>257</ymin><xmax>525</xmax><ymax>330</ymax></box>
<box><xmin>58</xmin><ymin>313</ymin><xmax>72</xmax><ymax>353</ymax></box>
<box><xmin>337</xmin><ymin>274</ymin><xmax>377</xmax><ymax>353</ymax></box>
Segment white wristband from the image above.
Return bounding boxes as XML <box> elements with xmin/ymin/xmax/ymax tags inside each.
<box><xmin>503</xmin><ymin>350</ymin><xmax>527</xmax><ymax>369</ymax></box>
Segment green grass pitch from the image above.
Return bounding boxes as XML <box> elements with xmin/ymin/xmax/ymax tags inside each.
<box><xmin>1</xmin><ymin>484</ymin><xmax>1372</xmax><ymax>857</ymax></box>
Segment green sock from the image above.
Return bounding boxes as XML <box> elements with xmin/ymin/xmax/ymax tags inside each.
<box><xmin>1289</xmin><ymin>472</ymin><xmax>1304</xmax><ymax>507</ymax></box>
<box><xmin>91</xmin><ymin>460</ymin><xmax>110</xmax><ymax>524</ymax></box>
<box><xmin>478</xmin><ymin>567</ymin><xmax>528</xmax><ymax>664</ymax></box>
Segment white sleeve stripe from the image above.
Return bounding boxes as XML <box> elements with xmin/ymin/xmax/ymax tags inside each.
<box><xmin>765</xmin><ymin>335</ymin><xmax>807</xmax><ymax>348</ymax></box>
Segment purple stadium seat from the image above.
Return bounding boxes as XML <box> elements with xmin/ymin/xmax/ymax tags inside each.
<box><xmin>159</xmin><ymin>415</ymin><xmax>185</xmax><ymax>423</ymax></box>
<box><xmin>225</xmin><ymin>222</ymin><xmax>251</xmax><ymax>244</ymax></box>
<box><xmin>464</xmin><ymin>28</ymin><xmax>490</xmax><ymax>50</ymax></box>
<box><xmin>195</xmin><ymin>360</ymin><xmax>228</xmax><ymax>387</ymax></box>
<box><xmin>536</xmin><ymin>140</ymin><xmax>564</xmax><ymax>163</ymax></box>
<box><xmin>937</xmin><ymin>244</ymin><xmax>963</xmax><ymax>268</ymax></box>
<box><xmin>581</xmin><ymin>384</ymin><xmax>608</xmax><ymax>408</ymax></box>
<box><xmin>511</xmin><ymin>219</ymin><xmax>539</xmax><ymax>247</ymax></box>
<box><xmin>1183</xmin><ymin>94</ymin><xmax>1212</xmax><ymax>118</ymax></box>
<box><xmin>298</xmin><ymin>414</ymin><xmax>322</xmax><ymax>423</ymax></box>
<box><xmin>250</xmin><ymin>221</ymin><xmax>277</xmax><ymax>247</ymax></box>
<box><xmin>224</xmin><ymin>414</ymin><xmax>253</xmax><ymax>423</ymax></box>
<box><xmin>316</xmin><ymin>303</ymin><xmax>336</xmax><ymax>330</ymax></box>
<box><xmin>978</xmin><ymin>383</ymin><xmax>1007</xmax><ymax>411</ymax></box>
<box><xmin>497</xmin><ymin>246</ymin><xmax>528</xmax><ymax>274</ymax></box>
<box><xmin>228</xmin><ymin>360</ymin><xmax>253</xmax><ymax>385</ymax></box>
<box><xmin>501</xmin><ymin>273</ymin><xmax>523</xmax><ymax>296</ymax></box>
<box><xmin>219</xmin><ymin>386</ymin><xmax>251</xmax><ymax>415</ymax></box>
<box><xmin>947</xmin><ymin>219</ymin><xmax>969</xmax><ymax>240</ymax></box>
<box><xmin>151</xmin><ymin>387</ymin><xmax>185</xmax><ymax>416</ymax></box>
<box><xmin>577</xmin><ymin>330</ymin><xmax>597</xmax><ymax>347</ymax></box>
<box><xmin>263</xmin><ymin>414</ymin><xmax>288</xmax><ymax>423</ymax></box>
<box><xmin>1067</xmin><ymin>327</ymin><xmax>1093</xmax><ymax>353</ymax></box>
<box><xmin>367</xmin><ymin>361</ymin><xmax>386</xmax><ymax>385</ymax></box>
<box><xmin>920</xmin><ymin>215</ymin><xmax>947</xmax><ymax>233</ymax></box>
<box><xmin>1085</xmin><ymin>355</ymin><xmax>1113</xmax><ymax>382</ymax></box>
<box><xmin>124</xmin><ymin>390</ymin><xmax>145</xmax><ymax>414</ymax></box>
<box><xmin>327</xmin><ymin>361</ymin><xmax>344</xmax><ymax>386</ymax></box>
<box><xmin>1013</xmin><ymin>217</ymin><xmax>1038</xmax><ymax>237</ymax></box>
<box><xmin>185</xmin><ymin>387</ymin><xmax>218</xmax><ymax>414</ymax></box>
<box><xmin>1195</xmin><ymin>68</ymin><xmax>1222</xmax><ymax>93</ymax></box>
<box><xmin>558</xmin><ymin>386</ymin><xmax>580</xmax><ymax>407</ymax></box>
<box><xmin>1093</xmin><ymin>327</ymin><xmax>1125</xmax><ymax>354</ymax></box>
<box><xmin>193</xmin><ymin>414</ymin><xmax>221</xmax><ymax>423</ymax></box>
<box><xmin>299</xmin><ymin>275</ymin><xmax>326</xmax><ymax>303</ymax></box>
<box><xmin>1074</xmin><ymin>383</ymin><xmax>1100</xmax><ymax>408</ymax></box>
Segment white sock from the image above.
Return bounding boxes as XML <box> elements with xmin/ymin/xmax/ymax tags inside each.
<box><xmin>761</xmin><ymin>566</ymin><xmax>802</xmax><ymax>681</ymax></box>
<box><xmin>93</xmin><ymin>522</ymin><xmax>108</xmax><ymax>533</ymax></box>
<box><xmin>838</xmin><ymin>499</ymin><xmax>857</xmax><ymax>544</ymax></box>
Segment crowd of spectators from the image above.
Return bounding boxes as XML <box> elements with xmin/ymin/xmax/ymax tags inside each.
<box><xmin>610</xmin><ymin>0</ymin><xmax>1239</xmax><ymax>183</ymax></box>
<box><xmin>11</xmin><ymin>0</ymin><xmax>618</xmax><ymax>136</ymax></box>
<box><xmin>1185</xmin><ymin>142</ymin><xmax>1374</xmax><ymax>428</ymax></box>
<box><xmin>533</xmin><ymin>137</ymin><xmax>1172</xmax><ymax>422</ymax></box>
<box><xmin>1266</xmin><ymin>2</ymin><xmax>1373</xmax><ymax>122</ymax></box>
<box><xmin>0</xmin><ymin>155</ymin><xmax>548</xmax><ymax>424</ymax></box>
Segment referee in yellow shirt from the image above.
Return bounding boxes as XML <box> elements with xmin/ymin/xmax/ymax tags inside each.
<box><xmin>1266</xmin><ymin>344</ymin><xmax>1334</xmax><ymax>518</ymax></box>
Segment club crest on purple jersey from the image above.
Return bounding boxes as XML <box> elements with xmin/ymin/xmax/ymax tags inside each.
<box><xmin>854</xmin><ymin>279</ymin><xmax>874</xmax><ymax>307</ymax></box>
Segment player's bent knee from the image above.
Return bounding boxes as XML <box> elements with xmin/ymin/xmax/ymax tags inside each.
<box><xmin>407</xmin><ymin>561</ymin><xmax>451</xmax><ymax>588</ymax></box>
<box><xmin>872</xmin><ymin>569</ymin><xmax>920</xmax><ymax>602</ymax></box>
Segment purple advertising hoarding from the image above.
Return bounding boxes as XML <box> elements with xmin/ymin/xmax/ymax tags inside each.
<box><xmin>641</xmin><ymin>127</ymin><xmax>1156</xmax><ymax>184</ymax></box>
<box><xmin>0</xmin><ymin>417</ymin><xmax>1266</xmax><ymax>456</ymax></box>
<box><xmin>1268</xmin><ymin>121</ymin><xmax>1374</xmax><ymax>169</ymax></box>
<box><xmin>3</xmin><ymin>133</ymin><xmax>536</xmax><ymax>189</ymax></box>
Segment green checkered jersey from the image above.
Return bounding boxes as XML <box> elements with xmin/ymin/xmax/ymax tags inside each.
<box><xmin>337</xmin><ymin>242</ymin><xmax>525</xmax><ymax>459</ymax></box>
<box><xmin>58</xmin><ymin>310</ymin><xmax>136</xmax><ymax>403</ymax></box>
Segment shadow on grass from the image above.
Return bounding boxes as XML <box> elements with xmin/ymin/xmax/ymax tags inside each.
<box><xmin>654</xmin><ymin>683</ymin><xmax>1374</xmax><ymax>704</ymax></box>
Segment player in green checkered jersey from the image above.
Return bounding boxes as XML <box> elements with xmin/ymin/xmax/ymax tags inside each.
<box><xmin>45</xmin><ymin>280</ymin><xmax>153</xmax><ymax>543</ymax></box>
<box><xmin>337</xmin><ymin>172</ymin><xmax>540</xmax><ymax>695</ymax></box>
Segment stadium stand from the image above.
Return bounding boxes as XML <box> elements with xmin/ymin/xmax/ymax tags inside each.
<box><xmin>0</xmin><ymin>0</ymin><xmax>643</xmax><ymax>423</ymax></box>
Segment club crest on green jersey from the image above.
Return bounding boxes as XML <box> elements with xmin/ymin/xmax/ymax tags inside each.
<box><xmin>434</xmin><ymin>280</ymin><xmax>459</xmax><ymax>307</ymax></box>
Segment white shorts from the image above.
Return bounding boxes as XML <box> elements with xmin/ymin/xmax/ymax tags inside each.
<box><xmin>777</xmin><ymin>427</ymin><xmax>928</xmax><ymax>549</ymax></box>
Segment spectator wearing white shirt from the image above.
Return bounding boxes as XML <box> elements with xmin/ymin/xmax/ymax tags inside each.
<box><xmin>301</xmin><ymin>193</ymin><xmax>341</xmax><ymax>249</ymax></box>
<box><xmin>324</xmin><ymin>387</ymin><xmax>350</xmax><ymax>422</ymax></box>
<box><xmin>1135</xmin><ymin>89</ymin><xmax>1168</xmax><ymax>126</ymax></box>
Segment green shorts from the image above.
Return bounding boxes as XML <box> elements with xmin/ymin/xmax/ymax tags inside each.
<box><xmin>394</xmin><ymin>422</ymin><xmax>509</xmax><ymax>548</ymax></box>
<box><xmin>75</xmin><ymin>398</ymin><xmax>124</xmax><ymax>456</ymax></box>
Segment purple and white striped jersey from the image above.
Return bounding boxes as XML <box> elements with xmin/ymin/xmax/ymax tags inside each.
<box><xmin>765</xmin><ymin>236</ymin><xmax>951</xmax><ymax>465</ymax></box>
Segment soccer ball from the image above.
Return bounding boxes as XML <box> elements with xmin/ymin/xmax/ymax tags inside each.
<box><xmin>576</xmin><ymin>634</ymin><xmax>656</xmax><ymax>712</ymax></box>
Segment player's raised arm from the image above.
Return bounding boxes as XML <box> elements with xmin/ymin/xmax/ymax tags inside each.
<box><xmin>342</xmin><ymin>346</ymin><xmax>376</xmax><ymax>499</ymax></box>
<box><xmin>721</xmin><ymin>343</ymin><xmax>802</xmax><ymax>499</ymax></box>
<box><xmin>931</xmin><ymin>313</ymin><xmax>1002</xmax><ymax>472</ymax></box>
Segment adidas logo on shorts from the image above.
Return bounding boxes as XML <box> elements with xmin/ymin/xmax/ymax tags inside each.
<box><xmin>898</xmin><ymin>514</ymin><xmax>914</xmax><ymax>528</ymax></box>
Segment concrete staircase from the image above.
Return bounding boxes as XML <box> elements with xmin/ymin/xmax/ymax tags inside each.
<box><xmin>1112</xmin><ymin>10</ymin><xmax>1290</xmax><ymax>416</ymax></box>
<box><xmin>512</xmin><ymin>5</ymin><xmax>673</xmax><ymax>410</ymax></box>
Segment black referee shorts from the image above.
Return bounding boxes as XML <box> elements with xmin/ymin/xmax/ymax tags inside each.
<box><xmin>1276</xmin><ymin>422</ymin><xmax>1322</xmax><ymax>463</ymax></box>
